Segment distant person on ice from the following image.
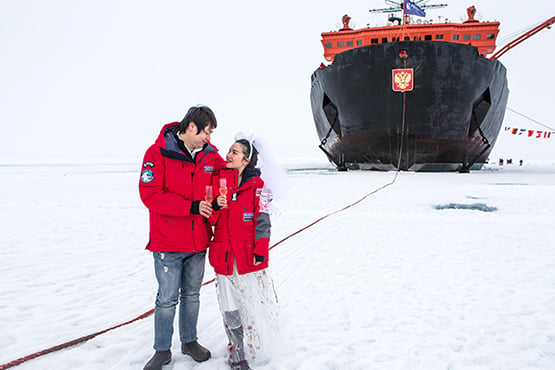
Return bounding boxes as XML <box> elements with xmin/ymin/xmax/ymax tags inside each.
<box><xmin>209</xmin><ymin>134</ymin><xmax>284</xmax><ymax>370</ymax></box>
<box><xmin>139</xmin><ymin>105</ymin><xmax>226</xmax><ymax>370</ymax></box>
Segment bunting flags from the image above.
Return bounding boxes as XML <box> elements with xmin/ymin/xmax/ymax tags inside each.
<box><xmin>404</xmin><ymin>0</ymin><xmax>426</xmax><ymax>17</ymax></box>
<box><xmin>504</xmin><ymin>126</ymin><xmax>554</xmax><ymax>139</ymax></box>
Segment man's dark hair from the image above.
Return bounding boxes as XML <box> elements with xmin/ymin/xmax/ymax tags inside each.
<box><xmin>236</xmin><ymin>139</ymin><xmax>258</xmax><ymax>168</ymax></box>
<box><xmin>179</xmin><ymin>105</ymin><xmax>217</xmax><ymax>134</ymax></box>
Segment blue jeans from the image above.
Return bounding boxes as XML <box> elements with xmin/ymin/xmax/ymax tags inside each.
<box><xmin>152</xmin><ymin>251</ymin><xmax>206</xmax><ymax>351</ymax></box>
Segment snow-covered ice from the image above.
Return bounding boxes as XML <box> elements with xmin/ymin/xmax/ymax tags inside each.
<box><xmin>1</xmin><ymin>160</ymin><xmax>555</xmax><ymax>369</ymax></box>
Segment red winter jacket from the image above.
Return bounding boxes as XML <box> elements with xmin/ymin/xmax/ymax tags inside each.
<box><xmin>139</xmin><ymin>122</ymin><xmax>225</xmax><ymax>252</ymax></box>
<box><xmin>208</xmin><ymin>167</ymin><xmax>271</xmax><ymax>275</ymax></box>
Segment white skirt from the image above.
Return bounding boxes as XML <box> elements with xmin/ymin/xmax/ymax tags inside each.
<box><xmin>216</xmin><ymin>265</ymin><xmax>281</xmax><ymax>365</ymax></box>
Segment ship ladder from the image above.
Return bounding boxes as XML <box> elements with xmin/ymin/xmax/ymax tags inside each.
<box><xmin>460</xmin><ymin>127</ymin><xmax>491</xmax><ymax>173</ymax></box>
<box><xmin>319</xmin><ymin>116</ymin><xmax>347</xmax><ymax>171</ymax></box>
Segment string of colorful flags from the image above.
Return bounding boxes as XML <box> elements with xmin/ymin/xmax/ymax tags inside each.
<box><xmin>504</xmin><ymin>127</ymin><xmax>555</xmax><ymax>139</ymax></box>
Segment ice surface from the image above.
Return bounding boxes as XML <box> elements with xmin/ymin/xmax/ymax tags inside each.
<box><xmin>1</xmin><ymin>161</ymin><xmax>554</xmax><ymax>369</ymax></box>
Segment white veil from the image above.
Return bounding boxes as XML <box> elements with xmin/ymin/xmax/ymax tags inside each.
<box><xmin>234</xmin><ymin>132</ymin><xmax>289</xmax><ymax>215</ymax></box>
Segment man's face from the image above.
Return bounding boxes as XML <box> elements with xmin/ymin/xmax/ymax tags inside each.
<box><xmin>187</xmin><ymin>122</ymin><xmax>214</xmax><ymax>149</ymax></box>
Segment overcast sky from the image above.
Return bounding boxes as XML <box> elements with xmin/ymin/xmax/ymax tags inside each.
<box><xmin>1</xmin><ymin>0</ymin><xmax>554</xmax><ymax>164</ymax></box>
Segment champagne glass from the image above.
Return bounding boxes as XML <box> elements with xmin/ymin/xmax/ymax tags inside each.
<box><xmin>219</xmin><ymin>178</ymin><xmax>227</xmax><ymax>197</ymax></box>
<box><xmin>219</xmin><ymin>178</ymin><xmax>228</xmax><ymax>208</ymax></box>
<box><xmin>205</xmin><ymin>185</ymin><xmax>213</xmax><ymax>203</ymax></box>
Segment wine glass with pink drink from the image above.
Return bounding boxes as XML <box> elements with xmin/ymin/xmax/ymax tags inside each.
<box><xmin>205</xmin><ymin>185</ymin><xmax>213</xmax><ymax>203</ymax></box>
<box><xmin>219</xmin><ymin>178</ymin><xmax>228</xmax><ymax>207</ymax></box>
<box><xmin>219</xmin><ymin>178</ymin><xmax>228</xmax><ymax>197</ymax></box>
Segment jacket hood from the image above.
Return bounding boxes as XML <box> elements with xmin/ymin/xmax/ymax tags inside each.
<box><xmin>241</xmin><ymin>167</ymin><xmax>261</xmax><ymax>186</ymax></box>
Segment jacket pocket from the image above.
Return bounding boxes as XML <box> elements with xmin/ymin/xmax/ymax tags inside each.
<box><xmin>153</xmin><ymin>213</ymin><xmax>190</xmax><ymax>248</ymax></box>
<box><xmin>192</xmin><ymin>216</ymin><xmax>211</xmax><ymax>250</ymax></box>
<box><xmin>240</xmin><ymin>203</ymin><xmax>255</xmax><ymax>227</ymax></box>
<box><xmin>208</xmin><ymin>241</ymin><xmax>221</xmax><ymax>269</ymax></box>
<box><xmin>244</xmin><ymin>240</ymin><xmax>255</xmax><ymax>267</ymax></box>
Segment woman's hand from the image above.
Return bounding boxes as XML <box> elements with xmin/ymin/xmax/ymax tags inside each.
<box><xmin>216</xmin><ymin>194</ymin><xmax>228</xmax><ymax>208</ymax></box>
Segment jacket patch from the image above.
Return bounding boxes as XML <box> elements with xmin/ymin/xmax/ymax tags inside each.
<box><xmin>243</xmin><ymin>212</ymin><xmax>254</xmax><ymax>221</ymax></box>
<box><xmin>204</xmin><ymin>165</ymin><xmax>214</xmax><ymax>173</ymax></box>
<box><xmin>231</xmin><ymin>193</ymin><xmax>238</xmax><ymax>202</ymax></box>
<box><xmin>143</xmin><ymin>161</ymin><xmax>155</xmax><ymax>168</ymax></box>
<box><xmin>141</xmin><ymin>169</ymin><xmax>154</xmax><ymax>183</ymax></box>
<box><xmin>255</xmin><ymin>188</ymin><xmax>262</xmax><ymax>197</ymax></box>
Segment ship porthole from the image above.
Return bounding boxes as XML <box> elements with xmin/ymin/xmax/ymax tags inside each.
<box><xmin>399</xmin><ymin>49</ymin><xmax>408</xmax><ymax>59</ymax></box>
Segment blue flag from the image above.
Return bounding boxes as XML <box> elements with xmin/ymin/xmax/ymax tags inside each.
<box><xmin>404</xmin><ymin>0</ymin><xmax>426</xmax><ymax>17</ymax></box>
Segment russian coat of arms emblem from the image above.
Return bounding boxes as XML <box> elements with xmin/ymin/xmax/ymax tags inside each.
<box><xmin>392</xmin><ymin>68</ymin><xmax>414</xmax><ymax>92</ymax></box>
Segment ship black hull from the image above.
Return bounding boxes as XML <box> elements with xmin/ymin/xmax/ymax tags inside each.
<box><xmin>310</xmin><ymin>41</ymin><xmax>509</xmax><ymax>171</ymax></box>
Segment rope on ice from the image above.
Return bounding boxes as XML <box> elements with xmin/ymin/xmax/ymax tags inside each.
<box><xmin>0</xmin><ymin>172</ymin><xmax>400</xmax><ymax>369</ymax></box>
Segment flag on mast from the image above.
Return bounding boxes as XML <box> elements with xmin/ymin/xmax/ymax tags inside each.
<box><xmin>404</xmin><ymin>0</ymin><xmax>426</xmax><ymax>17</ymax></box>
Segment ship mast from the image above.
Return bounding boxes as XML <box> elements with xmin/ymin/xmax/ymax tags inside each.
<box><xmin>369</xmin><ymin>0</ymin><xmax>447</xmax><ymax>25</ymax></box>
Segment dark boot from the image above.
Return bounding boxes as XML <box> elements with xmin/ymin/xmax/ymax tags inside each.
<box><xmin>228</xmin><ymin>359</ymin><xmax>251</xmax><ymax>370</ymax></box>
<box><xmin>143</xmin><ymin>350</ymin><xmax>171</xmax><ymax>370</ymax></box>
<box><xmin>181</xmin><ymin>340</ymin><xmax>211</xmax><ymax>362</ymax></box>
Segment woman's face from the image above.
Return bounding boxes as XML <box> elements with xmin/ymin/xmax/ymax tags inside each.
<box><xmin>225</xmin><ymin>142</ymin><xmax>249</xmax><ymax>171</ymax></box>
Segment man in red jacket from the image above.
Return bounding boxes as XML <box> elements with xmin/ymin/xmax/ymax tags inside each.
<box><xmin>139</xmin><ymin>105</ymin><xmax>226</xmax><ymax>370</ymax></box>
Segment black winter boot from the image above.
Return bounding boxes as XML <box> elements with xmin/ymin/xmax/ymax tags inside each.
<box><xmin>143</xmin><ymin>350</ymin><xmax>171</xmax><ymax>370</ymax></box>
<box><xmin>181</xmin><ymin>340</ymin><xmax>211</xmax><ymax>362</ymax></box>
<box><xmin>228</xmin><ymin>359</ymin><xmax>251</xmax><ymax>370</ymax></box>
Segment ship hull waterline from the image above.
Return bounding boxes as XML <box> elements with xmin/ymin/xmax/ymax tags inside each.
<box><xmin>310</xmin><ymin>41</ymin><xmax>509</xmax><ymax>172</ymax></box>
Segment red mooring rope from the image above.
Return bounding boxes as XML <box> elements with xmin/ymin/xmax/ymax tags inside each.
<box><xmin>0</xmin><ymin>310</ymin><xmax>154</xmax><ymax>370</ymax></box>
<box><xmin>0</xmin><ymin>173</ymin><xmax>399</xmax><ymax>369</ymax></box>
<box><xmin>269</xmin><ymin>171</ymin><xmax>399</xmax><ymax>251</ymax></box>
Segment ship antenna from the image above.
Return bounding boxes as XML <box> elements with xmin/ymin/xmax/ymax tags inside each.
<box><xmin>369</xmin><ymin>1</ymin><xmax>447</xmax><ymax>25</ymax></box>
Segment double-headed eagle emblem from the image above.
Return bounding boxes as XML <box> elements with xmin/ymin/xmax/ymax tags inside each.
<box><xmin>392</xmin><ymin>68</ymin><xmax>414</xmax><ymax>92</ymax></box>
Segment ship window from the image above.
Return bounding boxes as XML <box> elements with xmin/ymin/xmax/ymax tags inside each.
<box><xmin>453</xmin><ymin>34</ymin><xmax>460</xmax><ymax>40</ymax></box>
<box><xmin>404</xmin><ymin>36</ymin><xmax>410</xmax><ymax>41</ymax></box>
<box><xmin>392</xmin><ymin>37</ymin><xmax>400</xmax><ymax>42</ymax></box>
<box><xmin>325</xmin><ymin>42</ymin><xmax>332</xmax><ymax>48</ymax></box>
<box><xmin>413</xmin><ymin>36</ymin><xmax>421</xmax><ymax>41</ymax></box>
<box><xmin>337</xmin><ymin>42</ymin><xmax>345</xmax><ymax>47</ymax></box>
<box><xmin>382</xmin><ymin>37</ymin><xmax>388</xmax><ymax>43</ymax></box>
<box><xmin>371</xmin><ymin>38</ymin><xmax>379</xmax><ymax>44</ymax></box>
<box><xmin>356</xmin><ymin>40</ymin><xmax>363</xmax><ymax>46</ymax></box>
<box><xmin>487</xmin><ymin>33</ymin><xmax>495</xmax><ymax>39</ymax></box>
<box><xmin>424</xmin><ymin>35</ymin><xmax>432</xmax><ymax>40</ymax></box>
<box><xmin>463</xmin><ymin>34</ymin><xmax>471</xmax><ymax>40</ymax></box>
<box><xmin>473</xmin><ymin>34</ymin><xmax>481</xmax><ymax>40</ymax></box>
<box><xmin>347</xmin><ymin>41</ymin><xmax>353</xmax><ymax>47</ymax></box>
<box><xmin>435</xmin><ymin>34</ymin><xmax>444</xmax><ymax>40</ymax></box>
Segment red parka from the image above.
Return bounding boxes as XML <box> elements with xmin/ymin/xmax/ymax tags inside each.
<box><xmin>139</xmin><ymin>122</ymin><xmax>225</xmax><ymax>252</ymax></box>
<box><xmin>209</xmin><ymin>167</ymin><xmax>271</xmax><ymax>275</ymax></box>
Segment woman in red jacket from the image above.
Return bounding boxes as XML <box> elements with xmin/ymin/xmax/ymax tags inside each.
<box><xmin>209</xmin><ymin>138</ymin><xmax>280</xmax><ymax>370</ymax></box>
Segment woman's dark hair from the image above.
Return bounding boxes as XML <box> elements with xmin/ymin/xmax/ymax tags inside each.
<box><xmin>179</xmin><ymin>105</ymin><xmax>217</xmax><ymax>134</ymax></box>
<box><xmin>236</xmin><ymin>139</ymin><xmax>258</xmax><ymax>168</ymax></box>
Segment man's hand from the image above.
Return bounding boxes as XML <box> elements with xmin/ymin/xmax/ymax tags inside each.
<box><xmin>198</xmin><ymin>200</ymin><xmax>213</xmax><ymax>217</ymax></box>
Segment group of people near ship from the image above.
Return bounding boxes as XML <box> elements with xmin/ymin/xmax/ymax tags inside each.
<box><xmin>139</xmin><ymin>105</ymin><xmax>283</xmax><ymax>370</ymax></box>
